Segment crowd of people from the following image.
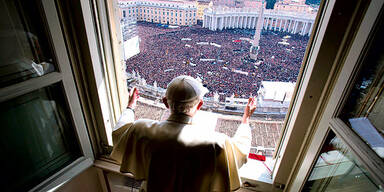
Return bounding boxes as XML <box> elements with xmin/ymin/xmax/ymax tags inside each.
<box><xmin>125</xmin><ymin>22</ymin><xmax>309</xmax><ymax>100</ymax></box>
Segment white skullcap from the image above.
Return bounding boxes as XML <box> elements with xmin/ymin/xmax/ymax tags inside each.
<box><xmin>166</xmin><ymin>75</ymin><xmax>209</xmax><ymax>102</ymax></box>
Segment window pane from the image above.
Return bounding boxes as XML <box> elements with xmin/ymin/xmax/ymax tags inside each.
<box><xmin>303</xmin><ymin>131</ymin><xmax>380</xmax><ymax>191</ymax></box>
<box><xmin>0</xmin><ymin>0</ymin><xmax>56</xmax><ymax>88</ymax></box>
<box><xmin>117</xmin><ymin>0</ymin><xmax>320</xmax><ymax>157</ymax></box>
<box><xmin>339</xmin><ymin>15</ymin><xmax>384</xmax><ymax>159</ymax></box>
<box><xmin>0</xmin><ymin>83</ymin><xmax>81</xmax><ymax>192</ymax></box>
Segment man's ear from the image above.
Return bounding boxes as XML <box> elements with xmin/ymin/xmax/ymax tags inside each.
<box><xmin>162</xmin><ymin>97</ymin><xmax>169</xmax><ymax>109</ymax></box>
<box><xmin>196</xmin><ymin>100</ymin><xmax>203</xmax><ymax>110</ymax></box>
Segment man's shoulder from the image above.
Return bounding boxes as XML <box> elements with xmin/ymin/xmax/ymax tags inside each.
<box><xmin>178</xmin><ymin>125</ymin><xmax>230</xmax><ymax>147</ymax></box>
<box><xmin>132</xmin><ymin>119</ymin><xmax>160</xmax><ymax>129</ymax></box>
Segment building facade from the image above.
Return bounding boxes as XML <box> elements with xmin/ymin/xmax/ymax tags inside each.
<box><xmin>274</xmin><ymin>0</ymin><xmax>316</xmax><ymax>13</ymax></box>
<box><xmin>212</xmin><ymin>0</ymin><xmax>245</xmax><ymax>8</ymax></box>
<box><xmin>196</xmin><ymin>0</ymin><xmax>211</xmax><ymax>21</ymax></box>
<box><xmin>119</xmin><ymin>0</ymin><xmax>197</xmax><ymax>26</ymax></box>
<box><xmin>203</xmin><ymin>7</ymin><xmax>316</xmax><ymax>36</ymax></box>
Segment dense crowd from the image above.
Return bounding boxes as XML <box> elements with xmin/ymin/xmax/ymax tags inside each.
<box><xmin>126</xmin><ymin>22</ymin><xmax>308</xmax><ymax>99</ymax></box>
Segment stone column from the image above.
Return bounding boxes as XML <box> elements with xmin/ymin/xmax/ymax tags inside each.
<box><xmin>219</xmin><ymin>17</ymin><xmax>222</xmax><ymax>30</ymax></box>
<box><xmin>269</xmin><ymin>18</ymin><xmax>273</xmax><ymax>30</ymax></box>
<box><xmin>234</xmin><ymin>16</ymin><xmax>238</xmax><ymax>28</ymax></box>
<box><xmin>264</xmin><ymin>17</ymin><xmax>267</xmax><ymax>30</ymax></box>
<box><xmin>221</xmin><ymin>16</ymin><xmax>224</xmax><ymax>30</ymax></box>
<box><xmin>222</xmin><ymin>17</ymin><xmax>225</xmax><ymax>29</ymax></box>
<box><xmin>304</xmin><ymin>22</ymin><xmax>309</xmax><ymax>35</ymax></box>
<box><xmin>215</xmin><ymin>17</ymin><xmax>218</xmax><ymax>30</ymax></box>
<box><xmin>275</xmin><ymin>18</ymin><xmax>279</xmax><ymax>31</ymax></box>
<box><xmin>244</xmin><ymin>16</ymin><xmax>247</xmax><ymax>28</ymax></box>
<box><xmin>243</xmin><ymin>16</ymin><xmax>246</xmax><ymax>28</ymax></box>
<box><xmin>273</xmin><ymin>18</ymin><xmax>278</xmax><ymax>31</ymax></box>
<box><xmin>309</xmin><ymin>22</ymin><xmax>313</xmax><ymax>35</ymax></box>
<box><xmin>237</xmin><ymin>16</ymin><xmax>240</xmax><ymax>28</ymax></box>
<box><xmin>217</xmin><ymin>17</ymin><xmax>219</xmax><ymax>30</ymax></box>
<box><xmin>226</xmin><ymin>16</ymin><xmax>229</xmax><ymax>29</ymax></box>
<box><xmin>209</xmin><ymin>16</ymin><xmax>212</xmax><ymax>30</ymax></box>
<box><xmin>273</xmin><ymin>18</ymin><xmax>275</xmax><ymax>30</ymax></box>
<box><xmin>301</xmin><ymin>22</ymin><xmax>306</xmax><ymax>35</ymax></box>
<box><xmin>206</xmin><ymin>16</ymin><xmax>209</xmax><ymax>29</ymax></box>
<box><xmin>288</xmin><ymin>19</ymin><xmax>292</xmax><ymax>33</ymax></box>
<box><xmin>263</xmin><ymin>17</ymin><xmax>266</xmax><ymax>30</ymax></box>
<box><xmin>203</xmin><ymin>15</ymin><xmax>205</xmax><ymax>28</ymax></box>
<box><xmin>250</xmin><ymin>17</ymin><xmax>253</xmax><ymax>29</ymax></box>
<box><xmin>232</xmin><ymin>16</ymin><xmax>235</xmax><ymax>28</ymax></box>
<box><xmin>228</xmin><ymin>16</ymin><xmax>230</xmax><ymax>29</ymax></box>
<box><xmin>292</xmin><ymin>20</ymin><xmax>296</xmax><ymax>33</ymax></box>
<box><xmin>208</xmin><ymin>16</ymin><xmax>213</xmax><ymax>30</ymax></box>
<box><xmin>207</xmin><ymin>16</ymin><xmax>210</xmax><ymax>30</ymax></box>
<box><xmin>238</xmin><ymin>16</ymin><xmax>241</xmax><ymax>28</ymax></box>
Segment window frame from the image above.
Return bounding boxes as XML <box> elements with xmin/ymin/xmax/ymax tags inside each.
<box><xmin>271</xmin><ymin>0</ymin><xmax>337</xmax><ymax>186</ymax></box>
<box><xmin>0</xmin><ymin>0</ymin><xmax>94</xmax><ymax>191</ymax></box>
<box><xmin>286</xmin><ymin>0</ymin><xmax>384</xmax><ymax>190</ymax></box>
<box><xmin>83</xmin><ymin>0</ymin><xmax>378</xmax><ymax>190</ymax></box>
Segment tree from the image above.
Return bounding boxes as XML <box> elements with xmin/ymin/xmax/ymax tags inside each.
<box><xmin>306</xmin><ymin>0</ymin><xmax>321</xmax><ymax>5</ymax></box>
<box><xmin>266</xmin><ymin>0</ymin><xmax>276</xmax><ymax>9</ymax></box>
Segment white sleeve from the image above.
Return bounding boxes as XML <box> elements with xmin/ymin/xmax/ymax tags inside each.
<box><xmin>113</xmin><ymin>108</ymin><xmax>135</xmax><ymax>131</ymax></box>
<box><xmin>232</xmin><ymin>123</ymin><xmax>252</xmax><ymax>160</ymax></box>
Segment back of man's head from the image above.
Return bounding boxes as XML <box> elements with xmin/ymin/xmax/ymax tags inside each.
<box><xmin>165</xmin><ymin>76</ymin><xmax>208</xmax><ymax>115</ymax></box>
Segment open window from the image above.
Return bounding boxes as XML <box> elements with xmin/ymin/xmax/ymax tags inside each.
<box><xmin>0</xmin><ymin>0</ymin><xmax>93</xmax><ymax>191</ymax></box>
<box><xmin>288</xmin><ymin>1</ymin><xmax>384</xmax><ymax>190</ymax></box>
<box><xmin>93</xmin><ymin>0</ymin><xmax>325</xmax><ymax>188</ymax></box>
<box><xmin>70</xmin><ymin>0</ymin><xmax>383</xmax><ymax>191</ymax></box>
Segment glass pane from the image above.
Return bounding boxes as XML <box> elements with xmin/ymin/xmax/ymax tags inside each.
<box><xmin>0</xmin><ymin>0</ymin><xmax>56</xmax><ymax>88</ymax></box>
<box><xmin>339</xmin><ymin>14</ymin><xmax>384</xmax><ymax>159</ymax></box>
<box><xmin>117</xmin><ymin>0</ymin><xmax>322</xmax><ymax>157</ymax></box>
<box><xmin>303</xmin><ymin>131</ymin><xmax>380</xmax><ymax>191</ymax></box>
<box><xmin>0</xmin><ymin>83</ymin><xmax>81</xmax><ymax>192</ymax></box>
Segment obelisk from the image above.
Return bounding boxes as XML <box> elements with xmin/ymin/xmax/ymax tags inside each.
<box><xmin>250</xmin><ymin>0</ymin><xmax>265</xmax><ymax>60</ymax></box>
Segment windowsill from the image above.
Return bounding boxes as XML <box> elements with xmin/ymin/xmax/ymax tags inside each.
<box><xmin>240</xmin><ymin>158</ymin><xmax>274</xmax><ymax>184</ymax></box>
<box><xmin>94</xmin><ymin>157</ymin><xmax>277</xmax><ymax>191</ymax></box>
<box><xmin>94</xmin><ymin>158</ymin><xmax>134</xmax><ymax>179</ymax></box>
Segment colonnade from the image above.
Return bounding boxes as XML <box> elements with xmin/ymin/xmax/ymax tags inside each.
<box><xmin>203</xmin><ymin>10</ymin><xmax>315</xmax><ymax>36</ymax></box>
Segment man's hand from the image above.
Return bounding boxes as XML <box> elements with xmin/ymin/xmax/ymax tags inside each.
<box><xmin>127</xmin><ymin>87</ymin><xmax>140</xmax><ymax>109</ymax></box>
<box><xmin>242</xmin><ymin>97</ymin><xmax>257</xmax><ymax>124</ymax></box>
